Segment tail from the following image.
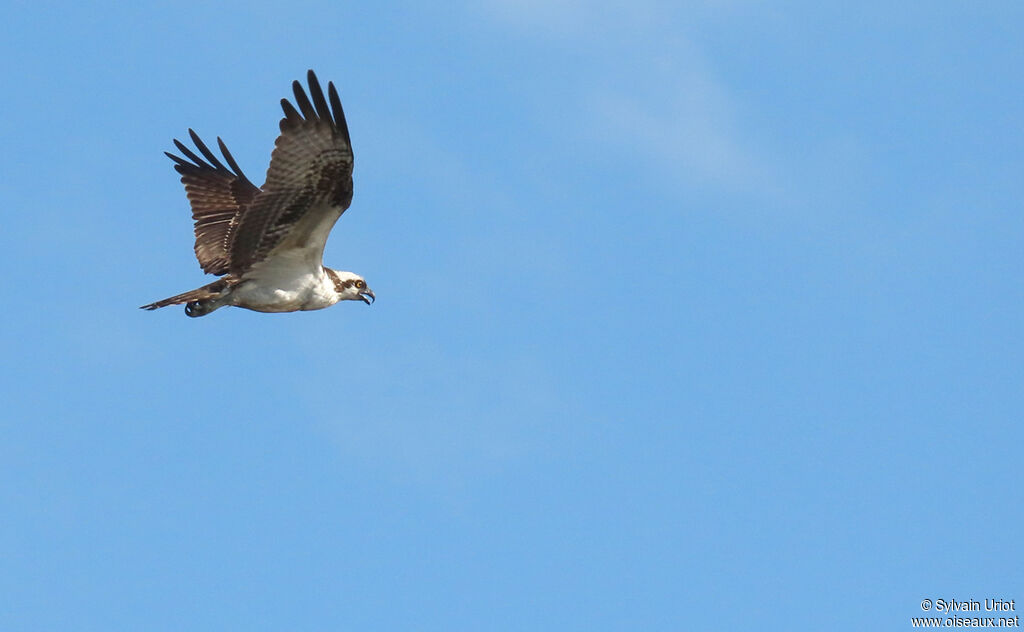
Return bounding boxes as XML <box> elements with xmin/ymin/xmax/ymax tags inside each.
<box><xmin>140</xmin><ymin>278</ymin><xmax>234</xmax><ymax>317</ymax></box>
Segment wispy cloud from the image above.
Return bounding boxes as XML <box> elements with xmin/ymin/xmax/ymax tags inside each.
<box><xmin>476</xmin><ymin>0</ymin><xmax>786</xmax><ymax>201</ymax></box>
<box><xmin>589</xmin><ymin>54</ymin><xmax>776</xmax><ymax>193</ymax></box>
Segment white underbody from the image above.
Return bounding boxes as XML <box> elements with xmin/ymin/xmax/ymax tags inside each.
<box><xmin>227</xmin><ymin>201</ymin><xmax>343</xmax><ymax>313</ymax></box>
<box><xmin>231</xmin><ymin>249</ymin><xmax>338</xmax><ymax>312</ymax></box>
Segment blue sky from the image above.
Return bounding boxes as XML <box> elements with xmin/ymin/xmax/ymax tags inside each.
<box><xmin>1</xmin><ymin>1</ymin><xmax>1022</xmax><ymax>629</ymax></box>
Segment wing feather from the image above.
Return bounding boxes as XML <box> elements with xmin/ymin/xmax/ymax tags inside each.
<box><xmin>163</xmin><ymin>70</ymin><xmax>353</xmax><ymax>276</ymax></box>
<box><xmin>227</xmin><ymin>69</ymin><xmax>354</xmax><ymax>273</ymax></box>
<box><xmin>307</xmin><ymin>73</ymin><xmax>332</xmax><ymax>122</ymax></box>
<box><xmin>188</xmin><ymin>129</ymin><xmax>230</xmax><ymax>172</ymax></box>
<box><xmin>327</xmin><ymin>82</ymin><xmax>351</xmax><ymax>145</ymax></box>
<box><xmin>280</xmin><ymin>98</ymin><xmax>302</xmax><ymax>124</ymax></box>
<box><xmin>292</xmin><ymin>78</ymin><xmax>318</xmax><ymax>120</ymax></box>
<box><xmin>217</xmin><ymin>137</ymin><xmax>247</xmax><ymax>177</ymax></box>
<box><xmin>165</xmin><ymin>130</ymin><xmax>259</xmax><ymax>275</ymax></box>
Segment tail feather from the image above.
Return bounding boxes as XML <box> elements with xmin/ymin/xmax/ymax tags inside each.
<box><xmin>140</xmin><ymin>288</ymin><xmax>210</xmax><ymax>310</ymax></box>
<box><xmin>140</xmin><ymin>278</ymin><xmax>234</xmax><ymax>315</ymax></box>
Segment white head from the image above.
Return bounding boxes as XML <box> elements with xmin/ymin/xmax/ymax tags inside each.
<box><xmin>326</xmin><ymin>269</ymin><xmax>375</xmax><ymax>305</ymax></box>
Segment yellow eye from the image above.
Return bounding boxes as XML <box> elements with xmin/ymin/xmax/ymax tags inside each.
<box><xmin>356</xmin><ymin>280</ymin><xmax>364</xmax><ymax>288</ymax></box>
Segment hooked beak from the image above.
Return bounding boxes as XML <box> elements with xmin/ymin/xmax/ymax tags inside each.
<box><xmin>359</xmin><ymin>287</ymin><xmax>375</xmax><ymax>305</ymax></box>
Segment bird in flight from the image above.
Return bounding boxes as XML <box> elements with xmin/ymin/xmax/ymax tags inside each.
<box><xmin>141</xmin><ymin>69</ymin><xmax>374</xmax><ymax>317</ymax></box>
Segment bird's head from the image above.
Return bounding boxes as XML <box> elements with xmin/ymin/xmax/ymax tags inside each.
<box><xmin>329</xmin><ymin>270</ymin><xmax>375</xmax><ymax>305</ymax></box>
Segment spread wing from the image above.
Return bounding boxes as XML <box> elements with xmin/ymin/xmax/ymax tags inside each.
<box><xmin>165</xmin><ymin>130</ymin><xmax>259</xmax><ymax>275</ymax></box>
<box><xmin>227</xmin><ymin>70</ymin><xmax>354</xmax><ymax>274</ymax></box>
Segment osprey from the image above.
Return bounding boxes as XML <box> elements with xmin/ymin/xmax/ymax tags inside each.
<box><xmin>141</xmin><ymin>70</ymin><xmax>374</xmax><ymax>317</ymax></box>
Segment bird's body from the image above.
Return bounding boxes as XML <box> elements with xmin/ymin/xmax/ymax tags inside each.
<box><xmin>234</xmin><ymin>251</ymin><xmax>339</xmax><ymax>313</ymax></box>
<box><xmin>141</xmin><ymin>70</ymin><xmax>374</xmax><ymax>317</ymax></box>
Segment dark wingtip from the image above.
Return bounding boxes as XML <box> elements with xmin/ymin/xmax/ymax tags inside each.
<box><xmin>216</xmin><ymin>136</ymin><xmax>248</xmax><ymax>181</ymax></box>
<box><xmin>281</xmin><ymin>97</ymin><xmax>300</xmax><ymax>119</ymax></box>
<box><xmin>326</xmin><ymin>80</ymin><xmax>351</xmax><ymax>144</ymax></box>
<box><xmin>278</xmin><ymin>71</ymin><xmax>352</xmax><ymax>147</ymax></box>
<box><xmin>172</xmin><ymin>137</ymin><xmax>210</xmax><ymax>168</ymax></box>
<box><xmin>291</xmin><ymin>77</ymin><xmax>316</xmax><ymax>120</ymax></box>
<box><xmin>164</xmin><ymin>151</ymin><xmax>191</xmax><ymax>171</ymax></box>
<box><xmin>189</xmin><ymin>129</ymin><xmax>227</xmax><ymax>171</ymax></box>
<box><xmin>306</xmin><ymin>70</ymin><xmax>331</xmax><ymax>122</ymax></box>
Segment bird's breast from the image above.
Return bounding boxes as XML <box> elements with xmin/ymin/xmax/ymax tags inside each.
<box><xmin>232</xmin><ymin>251</ymin><xmax>335</xmax><ymax>312</ymax></box>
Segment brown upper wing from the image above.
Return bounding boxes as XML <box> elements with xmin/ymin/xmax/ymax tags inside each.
<box><xmin>227</xmin><ymin>70</ymin><xmax>354</xmax><ymax>274</ymax></box>
<box><xmin>165</xmin><ymin>130</ymin><xmax>259</xmax><ymax>275</ymax></box>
